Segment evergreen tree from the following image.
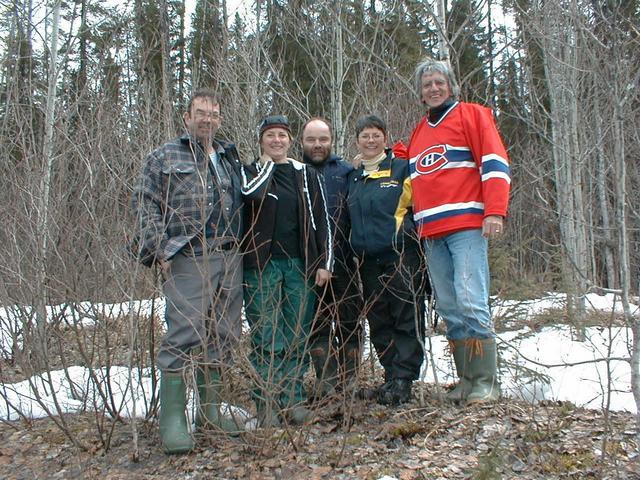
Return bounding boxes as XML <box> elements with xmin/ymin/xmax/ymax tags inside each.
<box><xmin>190</xmin><ymin>0</ymin><xmax>226</xmax><ymax>91</ymax></box>
<box><xmin>134</xmin><ymin>0</ymin><xmax>180</xmax><ymax>139</ymax></box>
<box><xmin>447</xmin><ymin>0</ymin><xmax>488</xmax><ymax>103</ymax></box>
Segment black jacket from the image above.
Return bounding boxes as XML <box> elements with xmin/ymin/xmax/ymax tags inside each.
<box><xmin>241</xmin><ymin>158</ymin><xmax>333</xmax><ymax>277</ymax></box>
<box><xmin>303</xmin><ymin>153</ymin><xmax>354</xmax><ymax>263</ymax></box>
<box><xmin>347</xmin><ymin>149</ymin><xmax>420</xmax><ymax>263</ymax></box>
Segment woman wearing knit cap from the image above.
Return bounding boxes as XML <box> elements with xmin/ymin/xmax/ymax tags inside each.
<box><xmin>241</xmin><ymin>115</ymin><xmax>332</xmax><ymax>427</ymax></box>
<box><xmin>346</xmin><ymin>114</ymin><xmax>427</xmax><ymax>406</ymax></box>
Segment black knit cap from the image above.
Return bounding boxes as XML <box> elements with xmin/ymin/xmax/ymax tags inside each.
<box><xmin>259</xmin><ymin>115</ymin><xmax>291</xmax><ymax>137</ymax></box>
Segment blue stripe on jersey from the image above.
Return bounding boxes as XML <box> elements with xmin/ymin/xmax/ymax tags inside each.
<box><xmin>482</xmin><ymin>159</ymin><xmax>510</xmax><ymax>176</ymax></box>
<box><xmin>415</xmin><ymin>207</ymin><xmax>484</xmax><ymax>225</ymax></box>
<box><xmin>445</xmin><ymin>148</ymin><xmax>473</xmax><ymax>162</ymax></box>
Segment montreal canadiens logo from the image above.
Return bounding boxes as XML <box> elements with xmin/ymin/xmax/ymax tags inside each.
<box><xmin>415</xmin><ymin>145</ymin><xmax>448</xmax><ymax>174</ymax></box>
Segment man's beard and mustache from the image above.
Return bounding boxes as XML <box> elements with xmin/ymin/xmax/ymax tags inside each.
<box><xmin>306</xmin><ymin>146</ymin><xmax>331</xmax><ymax>165</ymax></box>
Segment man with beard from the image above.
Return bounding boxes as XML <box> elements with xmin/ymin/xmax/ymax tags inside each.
<box><xmin>301</xmin><ymin>118</ymin><xmax>363</xmax><ymax>399</ymax></box>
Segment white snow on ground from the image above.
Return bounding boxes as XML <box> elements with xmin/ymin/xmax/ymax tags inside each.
<box><xmin>0</xmin><ymin>293</ymin><xmax>637</xmax><ymax>422</ymax></box>
<box><xmin>0</xmin><ymin>366</ymin><xmax>154</xmax><ymax>420</ymax></box>
<box><xmin>420</xmin><ymin>325</ymin><xmax>633</xmax><ymax>412</ymax></box>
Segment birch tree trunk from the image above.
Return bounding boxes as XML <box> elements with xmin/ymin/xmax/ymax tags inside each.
<box><xmin>436</xmin><ymin>0</ymin><xmax>449</xmax><ymax>60</ymax></box>
<box><xmin>36</xmin><ymin>0</ymin><xmax>61</xmax><ymax>344</ymax></box>
<box><xmin>159</xmin><ymin>0</ymin><xmax>174</xmax><ymax>138</ymax></box>
<box><xmin>541</xmin><ymin>1</ymin><xmax>588</xmax><ymax>335</ymax></box>
<box><xmin>593</xmin><ymin>95</ymin><xmax>617</xmax><ymax>289</ymax></box>
<box><xmin>331</xmin><ymin>0</ymin><xmax>344</xmax><ymax>157</ymax></box>
<box><xmin>177</xmin><ymin>0</ymin><xmax>185</xmax><ymax>103</ymax></box>
<box><xmin>611</xmin><ymin>78</ymin><xmax>639</xmax><ymax>437</ymax></box>
<box><xmin>249</xmin><ymin>0</ymin><xmax>262</xmax><ymax>130</ymax></box>
<box><xmin>486</xmin><ymin>0</ymin><xmax>494</xmax><ymax>104</ymax></box>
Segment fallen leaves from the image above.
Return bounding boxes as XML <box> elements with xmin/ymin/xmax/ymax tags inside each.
<box><xmin>0</xmin><ymin>397</ymin><xmax>636</xmax><ymax>479</ymax></box>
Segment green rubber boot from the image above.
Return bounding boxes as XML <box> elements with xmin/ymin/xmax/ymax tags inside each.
<box><xmin>159</xmin><ymin>371</ymin><xmax>194</xmax><ymax>454</ymax></box>
<box><xmin>309</xmin><ymin>341</ymin><xmax>338</xmax><ymax>400</ymax></box>
<box><xmin>196</xmin><ymin>368</ymin><xmax>244</xmax><ymax>434</ymax></box>
<box><xmin>466</xmin><ymin>338</ymin><xmax>500</xmax><ymax>404</ymax></box>
<box><xmin>445</xmin><ymin>340</ymin><xmax>472</xmax><ymax>403</ymax></box>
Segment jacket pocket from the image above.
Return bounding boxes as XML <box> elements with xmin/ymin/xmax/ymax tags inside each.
<box><xmin>162</xmin><ymin>160</ymin><xmax>197</xmax><ymax>175</ymax></box>
<box><xmin>162</xmin><ymin>161</ymin><xmax>200</xmax><ymax>200</ymax></box>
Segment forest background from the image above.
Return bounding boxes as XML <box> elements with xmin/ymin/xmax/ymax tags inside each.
<box><xmin>0</xmin><ymin>0</ymin><xmax>639</xmax><ymax>478</ymax></box>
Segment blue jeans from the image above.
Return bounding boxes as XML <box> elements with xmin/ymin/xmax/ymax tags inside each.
<box><xmin>423</xmin><ymin>229</ymin><xmax>494</xmax><ymax>340</ymax></box>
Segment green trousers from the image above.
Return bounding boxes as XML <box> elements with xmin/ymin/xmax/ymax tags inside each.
<box><xmin>244</xmin><ymin>258</ymin><xmax>316</xmax><ymax>409</ymax></box>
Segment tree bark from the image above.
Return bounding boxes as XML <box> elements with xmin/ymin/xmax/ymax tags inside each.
<box><xmin>331</xmin><ymin>0</ymin><xmax>344</xmax><ymax>157</ymax></box>
<box><xmin>541</xmin><ymin>1</ymin><xmax>588</xmax><ymax>335</ymax></box>
<box><xmin>593</xmin><ymin>95</ymin><xmax>617</xmax><ymax>289</ymax></box>
<box><xmin>37</xmin><ymin>0</ymin><xmax>61</xmax><ymax>338</ymax></box>
<box><xmin>437</xmin><ymin>0</ymin><xmax>449</xmax><ymax>60</ymax></box>
<box><xmin>612</xmin><ymin>85</ymin><xmax>639</xmax><ymax>436</ymax></box>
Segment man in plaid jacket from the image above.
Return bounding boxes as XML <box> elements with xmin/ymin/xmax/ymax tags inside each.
<box><xmin>131</xmin><ymin>89</ymin><xmax>245</xmax><ymax>453</ymax></box>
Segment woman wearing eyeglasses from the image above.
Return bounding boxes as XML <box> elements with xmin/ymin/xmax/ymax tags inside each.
<box><xmin>241</xmin><ymin>115</ymin><xmax>332</xmax><ymax>427</ymax></box>
<box><xmin>347</xmin><ymin>114</ymin><xmax>427</xmax><ymax>406</ymax></box>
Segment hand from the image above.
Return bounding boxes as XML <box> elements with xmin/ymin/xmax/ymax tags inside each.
<box><xmin>315</xmin><ymin>268</ymin><xmax>331</xmax><ymax>287</ymax></box>
<box><xmin>159</xmin><ymin>259</ymin><xmax>172</xmax><ymax>278</ymax></box>
<box><xmin>259</xmin><ymin>153</ymin><xmax>273</xmax><ymax>165</ymax></box>
<box><xmin>482</xmin><ymin>215</ymin><xmax>504</xmax><ymax>239</ymax></box>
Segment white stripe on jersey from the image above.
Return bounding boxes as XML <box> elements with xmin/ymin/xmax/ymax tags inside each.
<box><xmin>413</xmin><ymin>201</ymin><xmax>485</xmax><ymax>221</ymax></box>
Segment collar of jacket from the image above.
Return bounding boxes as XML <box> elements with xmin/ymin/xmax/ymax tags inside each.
<box><xmin>302</xmin><ymin>153</ymin><xmax>343</xmax><ymax>167</ymax></box>
<box><xmin>427</xmin><ymin>98</ymin><xmax>457</xmax><ymax>124</ymax></box>
<box><xmin>179</xmin><ymin>134</ymin><xmax>227</xmax><ymax>155</ymax></box>
<box><xmin>254</xmin><ymin>157</ymin><xmax>305</xmax><ymax>172</ymax></box>
<box><xmin>378</xmin><ymin>148</ymin><xmax>393</xmax><ymax>170</ymax></box>
<box><xmin>355</xmin><ymin>148</ymin><xmax>393</xmax><ymax>179</ymax></box>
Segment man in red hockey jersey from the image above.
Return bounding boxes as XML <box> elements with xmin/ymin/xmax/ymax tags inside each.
<box><xmin>406</xmin><ymin>58</ymin><xmax>511</xmax><ymax>405</ymax></box>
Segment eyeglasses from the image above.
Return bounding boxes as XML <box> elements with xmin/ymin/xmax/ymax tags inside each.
<box><xmin>194</xmin><ymin>109</ymin><xmax>221</xmax><ymax>120</ymax></box>
<box><xmin>358</xmin><ymin>132</ymin><xmax>385</xmax><ymax>141</ymax></box>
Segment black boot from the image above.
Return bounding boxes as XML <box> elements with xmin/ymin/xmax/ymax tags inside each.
<box><xmin>378</xmin><ymin>378</ymin><xmax>412</xmax><ymax>406</ymax></box>
<box><xmin>340</xmin><ymin>343</ymin><xmax>361</xmax><ymax>390</ymax></box>
<box><xmin>309</xmin><ymin>341</ymin><xmax>338</xmax><ymax>400</ymax></box>
<box><xmin>357</xmin><ymin>371</ymin><xmax>393</xmax><ymax>401</ymax></box>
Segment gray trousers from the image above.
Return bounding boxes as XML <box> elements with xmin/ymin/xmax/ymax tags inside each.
<box><xmin>158</xmin><ymin>248</ymin><xmax>243</xmax><ymax>371</ymax></box>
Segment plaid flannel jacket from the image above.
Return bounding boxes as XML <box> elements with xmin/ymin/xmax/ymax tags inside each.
<box><xmin>130</xmin><ymin>134</ymin><xmax>242</xmax><ymax>266</ymax></box>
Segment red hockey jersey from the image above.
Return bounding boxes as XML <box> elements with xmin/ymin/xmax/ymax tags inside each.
<box><xmin>407</xmin><ymin>101</ymin><xmax>511</xmax><ymax>239</ymax></box>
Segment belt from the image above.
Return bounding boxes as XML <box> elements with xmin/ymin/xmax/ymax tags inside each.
<box><xmin>181</xmin><ymin>240</ymin><xmax>237</xmax><ymax>256</ymax></box>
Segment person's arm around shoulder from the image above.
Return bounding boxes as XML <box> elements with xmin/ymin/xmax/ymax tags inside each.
<box><xmin>391</xmin><ymin>140</ymin><xmax>409</xmax><ymax>159</ymax></box>
<box><xmin>393</xmin><ymin>157</ymin><xmax>413</xmax><ymax>234</ymax></box>
<box><xmin>240</xmin><ymin>155</ymin><xmax>274</xmax><ymax>203</ymax></box>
